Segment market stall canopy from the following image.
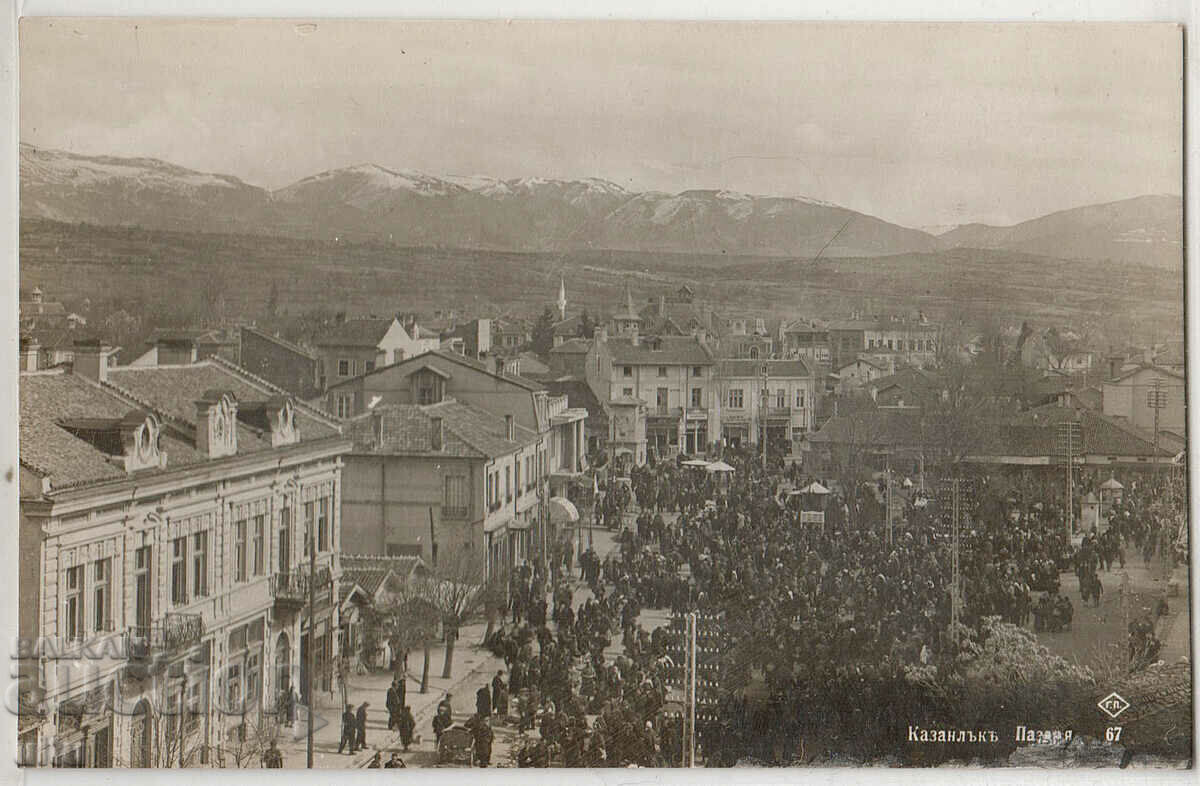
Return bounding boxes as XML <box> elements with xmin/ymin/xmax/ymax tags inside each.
<box><xmin>798</xmin><ymin>481</ymin><xmax>831</xmax><ymax>495</ymax></box>
<box><xmin>1099</xmin><ymin>477</ymin><xmax>1125</xmax><ymax>491</ymax></box>
<box><xmin>547</xmin><ymin>496</ymin><xmax>580</xmax><ymax>523</ymax></box>
<box><xmin>681</xmin><ymin>459</ymin><xmax>710</xmax><ymax>467</ymax></box>
<box><xmin>705</xmin><ymin>460</ymin><xmax>736</xmax><ymax>473</ymax></box>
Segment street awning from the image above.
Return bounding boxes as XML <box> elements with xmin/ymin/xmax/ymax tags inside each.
<box><xmin>681</xmin><ymin>459</ymin><xmax>710</xmax><ymax>467</ymax></box>
<box><xmin>547</xmin><ymin>496</ymin><xmax>580</xmax><ymax>523</ymax></box>
<box><xmin>706</xmin><ymin>460</ymin><xmax>735</xmax><ymax>473</ymax></box>
<box><xmin>1100</xmin><ymin>477</ymin><xmax>1126</xmax><ymax>490</ymax></box>
<box><xmin>799</xmin><ymin>481</ymin><xmax>830</xmax><ymax>494</ymax></box>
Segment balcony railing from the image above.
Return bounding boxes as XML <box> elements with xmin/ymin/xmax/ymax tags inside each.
<box><xmin>766</xmin><ymin>406</ymin><xmax>793</xmax><ymax>417</ymax></box>
<box><xmin>270</xmin><ymin>566</ymin><xmax>333</xmax><ymax>604</ymax></box>
<box><xmin>125</xmin><ymin>612</ymin><xmax>204</xmax><ymax>658</ymax></box>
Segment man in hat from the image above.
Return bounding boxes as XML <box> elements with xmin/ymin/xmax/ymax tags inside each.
<box><xmin>386</xmin><ymin>678</ymin><xmax>402</xmax><ymax>731</ymax></box>
<box><xmin>354</xmin><ymin>701</ymin><xmax>370</xmax><ymax>752</ymax></box>
<box><xmin>337</xmin><ymin>703</ymin><xmax>356</xmax><ymax>754</ymax></box>
<box><xmin>397</xmin><ymin>704</ymin><xmax>416</xmax><ymax>751</ymax></box>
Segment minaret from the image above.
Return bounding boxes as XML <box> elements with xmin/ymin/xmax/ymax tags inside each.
<box><xmin>557</xmin><ymin>274</ymin><xmax>567</xmax><ymax>321</ymax></box>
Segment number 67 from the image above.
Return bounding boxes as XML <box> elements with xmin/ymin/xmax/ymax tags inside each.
<box><xmin>1106</xmin><ymin>727</ymin><xmax>1123</xmax><ymax>742</ymax></box>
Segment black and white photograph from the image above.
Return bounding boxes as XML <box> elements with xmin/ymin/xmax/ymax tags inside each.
<box><xmin>12</xmin><ymin>17</ymin><xmax>1191</xmax><ymax>771</ymax></box>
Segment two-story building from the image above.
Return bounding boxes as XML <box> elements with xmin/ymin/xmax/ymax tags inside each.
<box><xmin>780</xmin><ymin>319</ymin><xmax>832</xmax><ymax>367</ymax></box>
<box><xmin>340</xmin><ymin>400</ymin><xmax>543</xmax><ymax>580</ymax></box>
<box><xmin>1102</xmin><ymin>364</ymin><xmax>1186</xmax><ymax>438</ymax></box>
<box><xmin>602</xmin><ymin>331</ymin><xmax>716</xmax><ymax>458</ymax></box>
<box><xmin>18</xmin><ymin>339</ymin><xmax>351</xmax><ymax>768</ymax></box>
<box><xmin>828</xmin><ymin>315</ymin><xmax>939</xmax><ymax>370</ymax></box>
<box><xmin>239</xmin><ymin>326</ymin><xmax>321</xmax><ymax>399</ymax></box>
<box><xmin>312</xmin><ymin>317</ymin><xmax>414</xmax><ymax>392</ymax></box>
<box><xmin>323</xmin><ymin>350</ymin><xmax>588</xmax><ymax>554</ymax></box>
<box><xmin>714</xmin><ymin>359</ymin><xmax>818</xmax><ymax>453</ymax></box>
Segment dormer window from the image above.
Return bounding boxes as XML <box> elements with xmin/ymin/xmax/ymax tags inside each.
<box><xmin>195</xmin><ymin>390</ymin><xmax>238</xmax><ymax>459</ymax></box>
<box><xmin>237</xmin><ymin>396</ymin><xmax>299</xmax><ymax>447</ymax></box>
<box><xmin>58</xmin><ymin>410</ymin><xmax>165</xmax><ymax>473</ymax></box>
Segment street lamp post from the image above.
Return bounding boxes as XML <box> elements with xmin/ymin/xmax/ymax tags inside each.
<box><xmin>306</xmin><ymin>521</ymin><xmax>315</xmax><ymax>769</ymax></box>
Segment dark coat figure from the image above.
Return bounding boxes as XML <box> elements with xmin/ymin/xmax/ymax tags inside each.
<box><xmin>466</xmin><ymin>713</ymin><xmax>494</xmax><ymax>767</ymax></box>
<box><xmin>386</xmin><ymin>681</ymin><xmax>402</xmax><ymax>730</ymax></box>
<box><xmin>492</xmin><ymin>672</ymin><xmax>508</xmax><ymax>717</ymax></box>
<box><xmin>384</xmin><ymin>753</ymin><xmax>406</xmax><ymax>768</ymax></box>
<box><xmin>433</xmin><ymin>695</ymin><xmax>453</xmax><ymax>741</ymax></box>
<box><xmin>397</xmin><ymin>705</ymin><xmax>416</xmax><ymax>749</ymax></box>
<box><xmin>262</xmin><ymin>740</ymin><xmax>284</xmax><ymax>768</ymax></box>
<box><xmin>337</xmin><ymin>704</ymin><xmax>356</xmax><ymax>754</ymax></box>
<box><xmin>354</xmin><ymin>702</ymin><xmax>370</xmax><ymax>752</ymax></box>
<box><xmin>476</xmin><ymin>685</ymin><xmax>492</xmax><ymax>717</ymax></box>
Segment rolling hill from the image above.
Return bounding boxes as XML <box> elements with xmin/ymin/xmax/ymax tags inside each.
<box><xmin>937</xmin><ymin>194</ymin><xmax>1182</xmax><ymax>270</ymax></box>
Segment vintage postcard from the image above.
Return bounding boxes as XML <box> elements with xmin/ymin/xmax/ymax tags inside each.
<box><xmin>13</xmin><ymin>19</ymin><xmax>1190</xmax><ymax>770</ymax></box>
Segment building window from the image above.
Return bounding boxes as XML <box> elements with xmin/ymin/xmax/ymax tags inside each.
<box><xmin>235</xmin><ymin>520</ymin><xmax>248</xmax><ymax>583</ymax></box>
<box><xmin>693</xmin><ymin>366</ymin><xmax>703</xmax><ymax>377</ymax></box>
<box><xmin>657</xmin><ymin>387</ymin><xmax>668</xmax><ymax>410</ymax></box>
<box><xmin>514</xmin><ymin>460</ymin><xmax>522</xmax><ymax>497</ymax></box>
<box><xmin>171</xmin><ymin>537</ymin><xmax>188</xmax><ymax>606</ymax></box>
<box><xmin>318</xmin><ymin>498</ymin><xmax>330</xmax><ymax>552</ymax></box>
<box><xmin>278</xmin><ymin>508</ymin><xmax>291</xmax><ymax>574</ymax></box>
<box><xmin>246</xmin><ymin>652</ymin><xmax>262</xmax><ymax>706</ymax></box>
<box><xmin>193</xmin><ymin>531</ymin><xmax>208</xmax><ymax>598</ymax></box>
<box><xmin>134</xmin><ymin>546</ymin><xmax>152</xmax><ymax>629</ymax></box>
<box><xmin>729</xmin><ymin>389</ymin><xmax>744</xmax><ymax>408</ymax></box>
<box><xmin>486</xmin><ymin>474</ymin><xmax>494</xmax><ymax>509</ymax></box>
<box><xmin>303</xmin><ymin>502</ymin><xmax>314</xmax><ymax>556</ymax></box>
<box><xmin>336</xmin><ymin>394</ymin><xmax>352</xmax><ymax>418</ymax></box>
<box><xmin>887</xmin><ymin>339</ymin><xmax>893</xmax><ymax>350</ymax></box>
<box><xmin>64</xmin><ymin>565</ymin><xmax>83</xmax><ymax>642</ymax></box>
<box><xmin>92</xmin><ymin>558</ymin><xmax>111</xmax><ymax>633</ymax></box>
<box><xmin>691</xmin><ymin>387</ymin><xmax>702</xmax><ymax>407</ymax></box>
<box><xmin>623</xmin><ymin>366</ymin><xmax>632</xmax><ymax>377</ymax></box>
<box><xmin>776</xmin><ymin>389</ymin><xmax>786</xmax><ymax>409</ymax></box>
<box><xmin>365</xmin><ymin>360</ymin><xmax>376</xmax><ymax>372</ymax></box>
<box><xmin>796</xmin><ymin>389</ymin><xmax>805</xmax><ymax>408</ymax></box>
<box><xmin>252</xmin><ymin>514</ymin><xmax>265</xmax><ymax>576</ymax></box>
<box><xmin>338</xmin><ymin>359</ymin><xmax>350</xmax><ymax>377</ymax></box>
<box><xmin>505</xmin><ymin>466</ymin><xmax>512</xmax><ymax>502</ymax></box>
<box><xmin>444</xmin><ymin>475</ymin><xmax>469</xmax><ymax>518</ymax></box>
<box><xmin>623</xmin><ymin>387</ymin><xmax>633</xmax><ymax>397</ymax></box>
<box><xmin>868</xmin><ymin>339</ymin><xmax>875</xmax><ymax>348</ymax></box>
<box><xmin>657</xmin><ymin>366</ymin><xmax>667</xmax><ymax>377</ymax></box>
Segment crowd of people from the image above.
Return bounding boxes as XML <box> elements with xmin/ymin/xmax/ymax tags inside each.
<box><xmin>352</xmin><ymin>446</ymin><xmax>1185</xmax><ymax>767</ymax></box>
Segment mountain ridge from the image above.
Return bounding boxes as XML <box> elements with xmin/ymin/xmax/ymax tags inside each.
<box><xmin>19</xmin><ymin>143</ymin><xmax>1181</xmax><ymax>267</ymax></box>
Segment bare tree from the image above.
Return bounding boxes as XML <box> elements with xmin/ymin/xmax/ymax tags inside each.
<box><xmin>394</xmin><ymin>547</ymin><xmax>490</xmax><ymax>679</ymax></box>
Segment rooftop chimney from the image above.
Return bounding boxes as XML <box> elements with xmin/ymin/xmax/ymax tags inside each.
<box><xmin>430</xmin><ymin>416</ymin><xmax>444</xmax><ymax>451</ymax></box>
<box><xmin>505</xmin><ymin>414</ymin><xmax>514</xmax><ymax>442</ymax></box>
<box><xmin>20</xmin><ymin>335</ymin><xmax>39</xmax><ymax>372</ymax></box>
<box><xmin>72</xmin><ymin>337</ymin><xmax>113</xmax><ymax>383</ymax></box>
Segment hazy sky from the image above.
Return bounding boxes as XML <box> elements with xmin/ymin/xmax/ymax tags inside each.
<box><xmin>20</xmin><ymin>19</ymin><xmax>1182</xmax><ymax>228</ymax></box>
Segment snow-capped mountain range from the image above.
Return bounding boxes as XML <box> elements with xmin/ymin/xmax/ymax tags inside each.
<box><xmin>19</xmin><ymin>143</ymin><xmax>1182</xmax><ymax>267</ymax></box>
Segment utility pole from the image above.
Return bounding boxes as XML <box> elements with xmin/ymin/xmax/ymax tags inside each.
<box><xmin>1148</xmin><ymin>377</ymin><xmax>1167</xmax><ymax>487</ymax></box>
<box><xmin>760</xmin><ymin>363</ymin><xmax>769</xmax><ymax>471</ymax></box>
<box><xmin>1056</xmin><ymin>421</ymin><xmax>1081</xmax><ymax>537</ymax></box>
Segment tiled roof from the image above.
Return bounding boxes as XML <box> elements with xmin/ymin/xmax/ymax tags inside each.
<box><xmin>606</xmin><ymin>336</ymin><xmax>714</xmax><ymax>366</ymax></box>
<box><xmin>340</xmin><ymin>554</ymin><xmax>427</xmax><ymax>599</ymax></box>
<box><xmin>313</xmin><ymin>318</ymin><xmax>395</xmax><ymax>348</ymax></box>
<box><xmin>240</xmin><ymin>326</ymin><xmax>317</xmax><ymax>360</ymax></box>
<box><xmin>1108</xmin><ymin>364</ymin><xmax>1185</xmax><ymax>383</ymax></box>
<box><xmin>345</xmin><ymin>404</ymin><xmax>484</xmax><ymax>458</ymax></box>
<box><xmin>108</xmin><ymin>361</ymin><xmax>339</xmax><ymax>442</ymax></box>
<box><xmin>550</xmin><ymin>338</ymin><xmax>591</xmax><ymax>355</ymax></box>
<box><xmin>809</xmin><ymin>407</ymin><xmax>922</xmax><ymax>447</ymax></box>
<box><xmin>552</xmin><ymin>315</ymin><xmax>582</xmax><ymax>337</ymax></box>
<box><xmin>542</xmin><ymin>379</ymin><xmax>610</xmax><ymax>425</ymax></box>
<box><xmin>718</xmin><ymin>359</ymin><xmax>813</xmax><ymax>378</ymax></box>
<box><xmin>346</xmin><ymin>398</ymin><xmax>538</xmax><ymax>459</ymax></box>
<box><xmin>977</xmin><ymin>405</ymin><xmax>1173</xmax><ymax>458</ymax></box>
<box><xmin>325</xmin><ymin>350</ymin><xmax>546</xmax><ymax>393</ymax></box>
<box><xmin>20</xmin><ymin>372</ymin><xmax>148</xmax><ymax>487</ymax></box>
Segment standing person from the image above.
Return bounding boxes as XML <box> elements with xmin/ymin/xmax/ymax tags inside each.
<box><xmin>354</xmin><ymin>701</ymin><xmax>370</xmax><ymax>753</ymax></box>
<box><xmin>397</xmin><ymin>705</ymin><xmax>416</xmax><ymax>751</ymax></box>
<box><xmin>476</xmin><ymin>684</ymin><xmax>492</xmax><ymax>718</ymax></box>
<box><xmin>466</xmin><ymin>713</ymin><xmax>494</xmax><ymax>767</ymax></box>
<box><xmin>386</xmin><ymin>679</ymin><xmax>401</xmax><ymax>731</ymax></box>
<box><xmin>337</xmin><ymin>703</ymin><xmax>356</xmax><ymax>754</ymax></box>
<box><xmin>262</xmin><ymin>739</ymin><xmax>283</xmax><ymax>768</ymax></box>
<box><xmin>491</xmin><ymin>671</ymin><xmax>508</xmax><ymax>720</ymax></box>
